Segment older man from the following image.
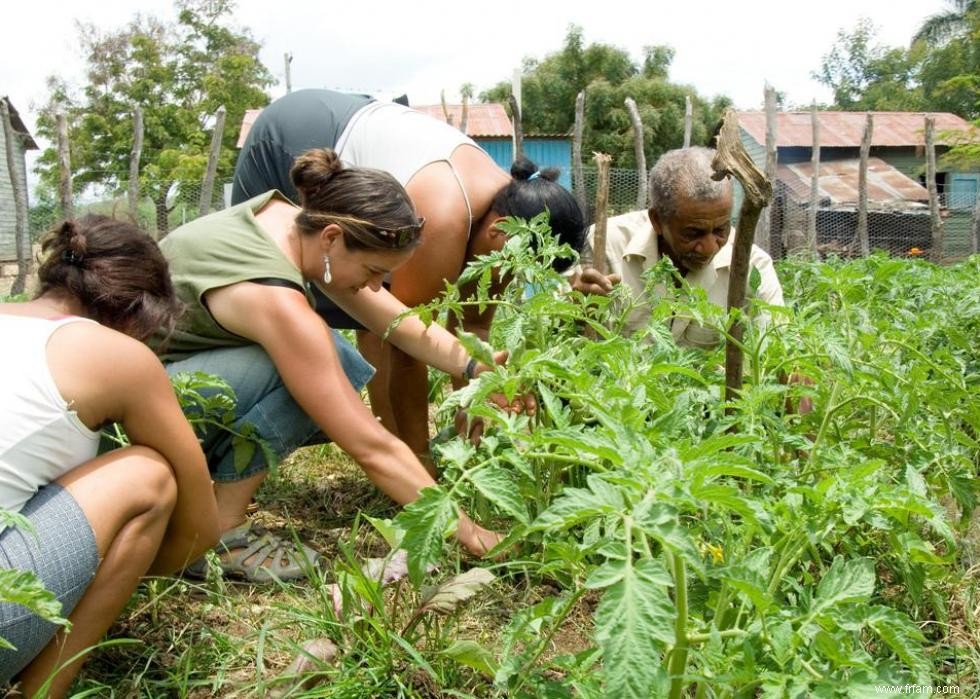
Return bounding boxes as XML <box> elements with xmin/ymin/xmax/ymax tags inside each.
<box><xmin>573</xmin><ymin>146</ymin><xmax>783</xmax><ymax>347</ymax></box>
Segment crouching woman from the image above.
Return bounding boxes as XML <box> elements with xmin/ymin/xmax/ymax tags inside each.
<box><xmin>0</xmin><ymin>216</ymin><xmax>219</xmax><ymax>697</ymax></box>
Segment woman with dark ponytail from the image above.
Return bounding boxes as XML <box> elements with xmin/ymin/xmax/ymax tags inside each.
<box><xmin>0</xmin><ymin>216</ymin><xmax>218</xmax><ymax>696</ymax></box>
<box><xmin>161</xmin><ymin>148</ymin><xmax>511</xmax><ymax>584</ymax></box>
<box><xmin>233</xmin><ymin>89</ymin><xmax>585</xmax><ymax>467</ymax></box>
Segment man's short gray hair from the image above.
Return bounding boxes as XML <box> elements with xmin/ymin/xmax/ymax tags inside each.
<box><xmin>648</xmin><ymin>147</ymin><xmax>732</xmax><ymax>220</ymax></box>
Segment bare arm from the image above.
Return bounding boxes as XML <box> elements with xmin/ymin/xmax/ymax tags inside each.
<box><xmin>70</xmin><ymin>328</ymin><xmax>220</xmax><ymax>574</ymax></box>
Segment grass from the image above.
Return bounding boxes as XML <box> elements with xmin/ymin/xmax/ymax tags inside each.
<box><xmin>67</xmin><ymin>444</ymin><xmax>594</xmax><ymax>698</ymax></box>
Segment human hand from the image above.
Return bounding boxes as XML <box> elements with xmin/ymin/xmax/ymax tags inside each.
<box><xmin>786</xmin><ymin>372</ymin><xmax>814</xmax><ymax>415</ymax></box>
<box><xmin>456</xmin><ymin>514</ymin><xmax>506</xmax><ymax>557</ymax></box>
<box><xmin>570</xmin><ymin>267</ymin><xmax>621</xmax><ymax>296</ymax></box>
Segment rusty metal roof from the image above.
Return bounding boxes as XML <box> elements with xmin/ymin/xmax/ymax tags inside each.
<box><xmin>777</xmin><ymin>156</ymin><xmax>929</xmax><ymax>206</ymax></box>
<box><xmin>414</xmin><ymin>103</ymin><xmax>514</xmax><ymax>138</ymax></box>
<box><xmin>1</xmin><ymin>97</ymin><xmax>38</xmax><ymax>150</ymax></box>
<box><xmin>739</xmin><ymin>111</ymin><xmax>973</xmax><ymax>148</ymax></box>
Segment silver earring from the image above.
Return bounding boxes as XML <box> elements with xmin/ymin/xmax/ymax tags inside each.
<box><xmin>322</xmin><ymin>254</ymin><xmax>332</xmax><ymax>284</ymax></box>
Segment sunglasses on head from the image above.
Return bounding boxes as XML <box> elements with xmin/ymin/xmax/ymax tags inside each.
<box><xmin>375</xmin><ymin>217</ymin><xmax>425</xmax><ymax>247</ymax></box>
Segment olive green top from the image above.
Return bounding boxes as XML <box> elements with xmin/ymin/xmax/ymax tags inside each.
<box><xmin>159</xmin><ymin>191</ymin><xmax>312</xmax><ymax>361</ymax></box>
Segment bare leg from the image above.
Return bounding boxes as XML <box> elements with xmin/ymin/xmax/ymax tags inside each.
<box><xmin>212</xmin><ymin>472</ymin><xmax>267</xmax><ymax>532</ymax></box>
<box><xmin>358</xmin><ymin>330</ymin><xmax>398</xmax><ymax>432</ymax></box>
<box><xmin>16</xmin><ymin>446</ymin><xmax>177</xmax><ymax>698</ymax></box>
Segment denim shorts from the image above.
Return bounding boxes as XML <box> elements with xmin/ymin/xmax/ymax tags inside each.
<box><xmin>0</xmin><ymin>484</ymin><xmax>98</xmax><ymax>684</ymax></box>
<box><xmin>164</xmin><ymin>332</ymin><xmax>375</xmax><ymax>482</ymax></box>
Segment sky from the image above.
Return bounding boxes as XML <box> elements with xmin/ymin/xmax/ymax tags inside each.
<box><xmin>0</xmin><ymin>0</ymin><xmax>950</xmax><ymax>183</ymax></box>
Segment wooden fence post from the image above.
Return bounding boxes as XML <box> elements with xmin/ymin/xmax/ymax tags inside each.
<box><xmin>56</xmin><ymin>111</ymin><xmax>73</xmax><ymax>220</ymax></box>
<box><xmin>683</xmin><ymin>95</ymin><xmax>693</xmax><ymax>148</ymax></box>
<box><xmin>925</xmin><ymin>117</ymin><xmax>945</xmax><ymax>262</ymax></box>
<box><xmin>625</xmin><ymin>97</ymin><xmax>647</xmax><ymax>209</ymax></box>
<box><xmin>855</xmin><ymin>113</ymin><xmax>873</xmax><ymax>256</ymax></box>
<box><xmin>807</xmin><ymin>102</ymin><xmax>820</xmax><ymax>257</ymax></box>
<box><xmin>591</xmin><ymin>152</ymin><xmax>612</xmax><ymax>276</ymax></box>
<box><xmin>1</xmin><ymin>97</ymin><xmax>29</xmax><ymax>295</ymax></box>
<box><xmin>509</xmin><ymin>94</ymin><xmax>524</xmax><ymax>161</ymax></box>
<box><xmin>128</xmin><ymin>106</ymin><xmax>144</xmax><ymax>221</ymax></box>
<box><xmin>199</xmin><ymin>105</ymin><xmax>226</xmax><ymax>216</ymax></box>
<box><xmin>757</xmin><ymin>84</ymin><xmax>777</xmax><ymax>255</ymax></box>
<box><xmin>711</xmin><ymin>108</ymin><xmax>772</xmax><ymax>406</ymax></box>
<box><xmin>573</xmin><ymin>91</ymin><xmax>587</xmax><ymax>230</ymax></box>
<box><xmin>284</xmin><ymin>52</ymin><xmax>293</xmax><ymax>94</ymax></box>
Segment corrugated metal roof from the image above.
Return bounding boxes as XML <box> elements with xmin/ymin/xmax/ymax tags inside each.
<box><xmin>413</xmin><ymin>103</ymin><xmax>513</xmax><ymax>138</ymax></box>
<box><xmin>739</xmin><ymin>111</ymin><xmax>973</xmax><ymax>148</ymax></box>
<box><xmin>777</xmin><ymin>156</ymin><xmax>929</xmax><ymax>206</ymax></box>
<box><xmin>1</xmin><ymin>98</ymin><xmax>38</xmax><ymax>150</ymax></box>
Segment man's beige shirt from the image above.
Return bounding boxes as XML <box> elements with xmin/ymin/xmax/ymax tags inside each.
<box><xmin>584</xmin><ymin>209</ymin><xmax>784</xmax><ymax>347</ymax></box>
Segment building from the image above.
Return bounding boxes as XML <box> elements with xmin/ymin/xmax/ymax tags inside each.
<box><xmin>0</xmin><ymin>97</ymin><xmax>37</xmax><ymax>262</ymax></box>
<box><xmin>736</xmin><ymin>111</ymin><xmax>978</xmax><ymax>257</ymax></box>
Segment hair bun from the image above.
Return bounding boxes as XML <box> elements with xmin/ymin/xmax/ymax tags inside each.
<box><xmin>60</xmin><ymin>220</ymin><xmax>88</xmax><ymax>258</ymax></box>
<box><xmin>537</xmin><ymin>167</ymin><xmax>560</xmax><ymax>183</ymax></box>
<box><xmin>290</xmin><ymin>148</ymin><xmax>345</xmax><ymax>206</ymax></box>
<box><xmin>510</xmin><ymin>156</ymin><xmax>539</xmax><ymax>181</ymax></box>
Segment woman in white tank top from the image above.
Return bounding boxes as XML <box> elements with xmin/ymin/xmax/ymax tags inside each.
<box><xmin>0</xmin><ymin>216</ymin><xmax>218</xmax><ymax>696</ymax></box>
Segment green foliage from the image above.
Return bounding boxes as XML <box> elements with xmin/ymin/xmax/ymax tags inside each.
<box><xmin>815</xmin><ymin>9</ymin><xmax>980</xmax><ymax>125</ymax></box>
<box><xmin>405</xmin><ymin>213</ymin><xmax>979</xmax><ymax>695</ymax></box>
<box><xmin>481</xmin><ymin>25</ymin><xmax>731</xmax><ymax>168</ymax></box>
<box><xmin>33</xmin><ymin>0</ymin><xmax>273</xmax><ymax>235</ymax></box>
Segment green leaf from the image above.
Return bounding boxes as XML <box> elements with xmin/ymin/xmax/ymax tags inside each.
<box><xmin>749</xmin><ymin>266</ymin><xmax>763</xmax><ymax>294</ymax></box>
<box><xmin>455</xmin><ymin>330</ymin><xmax>496</xmax><ymax>366</ymax></box>
<box><xmin>813</xmin><ymin>557</ymin><xmax>875</xmax><ymax>614</ymax></box>
<box><xmin>594</xmin><ymin>558</ymin><xmax>674</xmax><ymax>698</ymax></box>
<box><xmin>0</xmin><ymin>568</ymin><xmax>69</xmax><ymax>627</ymax></box>
<box><xmin>231</xmin><ymin>435</ymin><xmax>255</xmax><ymax>474</ymax></box>
<box><xmin>396</xmin><ymin>487</ymin><xmax>458</xmax><ymax>586</ymax></box>
<box><xmin>363</xmin><ymin>515</ymin><xmax>404</xmax><ymax>550</ymax></box>
<box><xmin>441</xmin><ymin>639</ymin><xmax>499</xmax><ymax>677</ymax></box>
<box><xmin>468</xmin><ymin>465</ymin><xmax>530</xmax><ymax>524</ymax></box>
<box><xmin>865</xmin><ymin>605</ymin><xmax>932</xmax><ymax>679</ymax></box>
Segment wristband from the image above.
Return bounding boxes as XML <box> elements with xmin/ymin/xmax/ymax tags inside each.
<box><xmin>464</xmin><ymin>357</ymin><xmax>479</xmax><ymax>380</ymax></box>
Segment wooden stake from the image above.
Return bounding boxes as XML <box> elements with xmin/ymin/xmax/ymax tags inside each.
<box><xmin>807</xmin><ymin>102</ymin><xmax>820</xmax><ymax>257</ymax></box>
<box><xmin>683</xmin><ymin>95</ymin><xmax>693</xmax><ymax>148</ymax></box>
<box><xmin>55</xmin><ymin>111</ymin><xmax>73</xmax><ymax>221</ymax></box>
<box><xmin>925</xmin><ymin>117</ymin><xmax>945</xmax><ymax>263</ymax></box>
<box><xmin>625</xmin><ymin>97</ymin><xmax>648</xmax><ymax>209</ymax></box>
<box><xmin>128</xmin><ymin>106</ymin><xmax>143</xmax><ymax>221</ymax></box>
<box><xmin>711</xmin><ymin>108</ymin><xmax>772</xmax><ymax>406</ymax></box>
<box><xmin>284</xmin><ymin>52</ymin><xmax>293</xmax><ymax>94</ymax></box>
<box><xmin>573</xmin><ymin>91</ymin><xmax>588</xmax><ymax>236</ymax></box>
<box><xmin>509</xmin><ymin>94</ymin><xmax>524</xmax><ymax>161</ymax></box>
<box><xmin>591</xmin><ymin>152</ymin><xmax>612</xmax><ymax>276</ymax></box>
<box><xmin>199</xmin><ymin>105</ymin><xmax>226</xmax><ymax>217</ymax></box>
<box><xmin>855</xmin><ymin>113</ymin><xmax>873</xmax><ymax>256</ymax></box>
<box><xmin>757</xmin><ymin>84</ymin><xmax>777</xmax><ymax>254</ymax></box>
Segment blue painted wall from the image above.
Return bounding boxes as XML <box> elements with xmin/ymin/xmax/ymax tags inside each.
<box><xmin>477</xmin><ymin>138</ymin><xmax>573</xmax><ymax>191</ymax></box>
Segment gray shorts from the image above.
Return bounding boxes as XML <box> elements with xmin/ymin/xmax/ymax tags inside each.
<box><xmin>0</xmin><ymin>483</ymin><xmax>98</xmax><ymax>684</ymax></box>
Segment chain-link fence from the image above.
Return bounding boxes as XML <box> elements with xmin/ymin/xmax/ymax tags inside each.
<box><xmin>576</xmin><ymin>167</ymin><xmax>978</xmax><ymax>262</ymax></box>
<box><xmin>23</xmin><ymin>171</ymin><xmax>980</xmax><ymax>263</ymax></box>
<box><xmin>28</xmin><ymin>180</ymin><xmax>231</xmax><ymax>240</ymax></box>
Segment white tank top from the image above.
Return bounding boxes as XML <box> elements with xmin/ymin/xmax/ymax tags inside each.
<box><xmin>336</xmin><ymin>102</ymin><xmax>478</xmax><ymax>233</ymax></box>
<box><xmin>0</xmin><ymin>315</ymin><xmax>101</xmax><ymax>514</ymax></box>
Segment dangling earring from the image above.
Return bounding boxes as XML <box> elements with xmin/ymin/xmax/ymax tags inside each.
<box><xmin>322</xmin><ymin>254</ymin><xmax>333</xmax><ymax>285</ymax></box>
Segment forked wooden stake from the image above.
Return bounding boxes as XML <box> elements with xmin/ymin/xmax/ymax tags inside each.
<box><xmin>711</xmin><ymin>108</ymin><xmax>772</xmax><ymax>406</ymax></box>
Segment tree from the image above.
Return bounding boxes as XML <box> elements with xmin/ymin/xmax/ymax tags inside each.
<box><xmin>34</xmin><ymin>0</ymin><xmax>273</xmax><ymax>236</ymax></box>
<box><xmin>481</xmin><ymin>25</ymin><xmax>729</xmax><ymax>169</ymax></box>
<box><xmin>913</xmin><ymin>0</ymin><xmax>979</xmax><ymax>47</ymax></box>
<box><xmin>814</xmin><ymin>18</ymin><xmax>926</xmax><ymax>111</ymax></box>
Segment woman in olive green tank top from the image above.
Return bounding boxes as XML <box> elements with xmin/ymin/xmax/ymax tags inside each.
<box><xmin>162</xmin><ymin>148</ymin><xmax>520</xmax><ymax>583</ymax></box>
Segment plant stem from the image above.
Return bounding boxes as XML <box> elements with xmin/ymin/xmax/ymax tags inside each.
<box><xmin>667</xmin><ymin>550</ymin><xmax>690</xmax><ymax>699</ymax></box>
